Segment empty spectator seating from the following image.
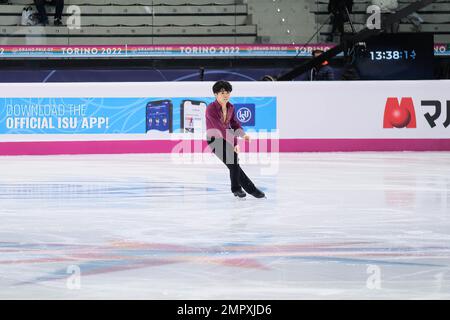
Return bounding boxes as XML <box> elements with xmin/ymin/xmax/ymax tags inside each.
<box><xmin>0</xmin><ymin>0</ymin><xmax>258</xmax><ymax>44</ymax></box>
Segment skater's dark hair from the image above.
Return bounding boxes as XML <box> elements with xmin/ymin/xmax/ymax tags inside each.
<box><xmin>212</xmin><ymin>81</ymin><xmax>232</xmax><ymax>94</ymax></box>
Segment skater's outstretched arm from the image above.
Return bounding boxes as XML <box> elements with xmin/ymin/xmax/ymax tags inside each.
<box><xmin>230</xmin><ymin>109</ymin><xmax>250</xmax><ymax>142</ymax></box>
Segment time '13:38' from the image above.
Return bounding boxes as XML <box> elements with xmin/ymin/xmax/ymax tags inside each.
<box><xmin>370</xmin><ymin>50</ymin><xmax>416</xmax><ymax>61</ymax></box>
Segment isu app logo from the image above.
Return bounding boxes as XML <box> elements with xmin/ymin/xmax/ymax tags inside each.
<box><xmin>383</xmin><ymin>97</ymin><xmax>417</xmax><ymax>128</ymax></box>
<box><xmin>235</xmin><ymin>103</ymin><xmax>255</xmax><ymax>126</ymax></box>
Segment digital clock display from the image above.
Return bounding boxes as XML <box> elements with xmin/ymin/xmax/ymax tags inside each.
<box><xmin>355</xmin><ymin>33</ymin><xmax>434</xmax><ymax>80</ymax></box>
<box><xmin>369</xmin><ymin>50</ymin><xmax>416</xmax><ymax>61</ymax></box>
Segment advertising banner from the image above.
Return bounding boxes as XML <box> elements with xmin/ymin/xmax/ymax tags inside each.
<box><xmin>0</xmin><ymin>81</ymin><xmax>449</xmax><ymax>155</ymax></box>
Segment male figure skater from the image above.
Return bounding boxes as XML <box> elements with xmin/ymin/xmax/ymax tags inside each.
<box><xmin>206</xmin><ymin>81</ymin><xmax>265</xmax><ymax>199</ymax></box>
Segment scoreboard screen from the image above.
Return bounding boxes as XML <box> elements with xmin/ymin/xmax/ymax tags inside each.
<box><xmin>355</xmin><ymin>33</ymin><xmax>434</xmax><ymax>80</ymax></box>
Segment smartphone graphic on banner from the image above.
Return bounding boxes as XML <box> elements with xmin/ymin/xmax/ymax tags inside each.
<box><xmin>146</xmin><ymin>100</ymin><xmax>173</xmax><ymax>133</ymax></box>
<box><xmin>180</xmin><ymin>100</ymin><xmax>207</xmax><ymax>134</ymax></box>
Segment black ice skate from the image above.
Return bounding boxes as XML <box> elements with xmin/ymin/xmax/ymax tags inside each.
<box><xmin>250</xmin><ymin>188</ymin><xmax>266</xmax><ymax>199</ymax></box>
<box><xmin>233</xmin><ymin>189</ymin><xmax>246</xmax><ymax>198</ymax></box>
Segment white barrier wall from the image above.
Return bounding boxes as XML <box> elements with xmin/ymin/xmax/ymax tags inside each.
<box><xmin>0</xmin><ymin>81</ymin><xmax>449</xmax><ymax>155</ymax></box>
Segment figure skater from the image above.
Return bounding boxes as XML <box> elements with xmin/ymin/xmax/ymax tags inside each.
<box><xmin>206</xmin><ymin>80</ymin><xmax>266</xmax><ymax>199</ymax></box>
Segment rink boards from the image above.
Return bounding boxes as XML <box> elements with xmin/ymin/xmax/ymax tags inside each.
<box><xmin>0</xmin><ymin>81</ymin><xmax>449</xmax><ymax>155</ymax></box>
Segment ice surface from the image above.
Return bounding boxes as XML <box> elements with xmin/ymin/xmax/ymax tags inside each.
<box><xmin>0</xmin><ymin>152</ymin><xmax>449</xmax><ymax>299</ymax></box>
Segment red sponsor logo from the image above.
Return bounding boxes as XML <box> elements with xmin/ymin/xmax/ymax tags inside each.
<box><xmin>383</xmin><ymin>97</ymin><xmax>417</xmax><ymax>129</ymax></box>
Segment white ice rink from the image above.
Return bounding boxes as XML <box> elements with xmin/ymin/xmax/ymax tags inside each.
<box><xmin>0</xmin><ymin>152</ymin><xmax>449</xmax><ymax>299</ymax></box>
